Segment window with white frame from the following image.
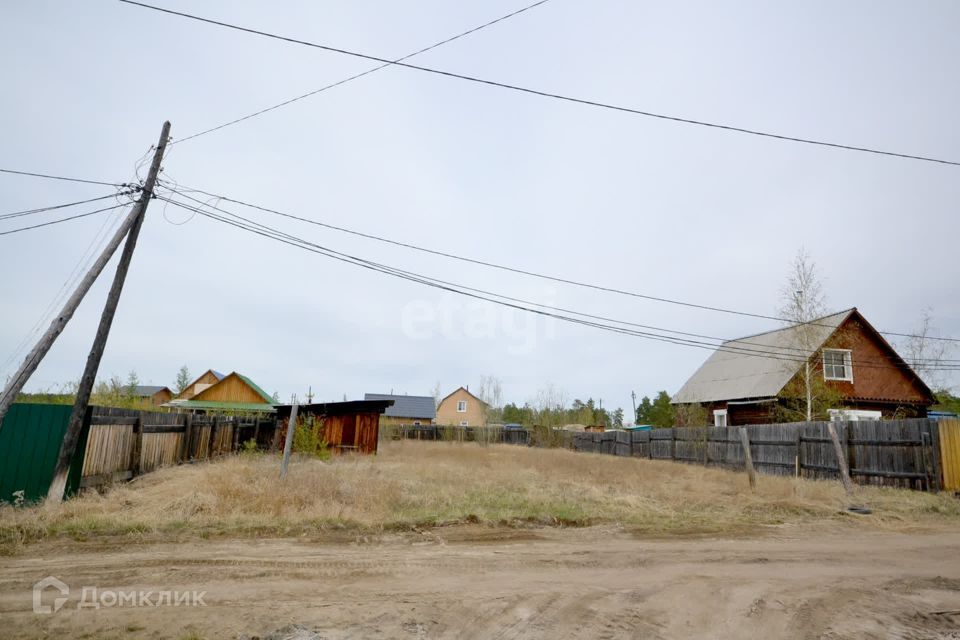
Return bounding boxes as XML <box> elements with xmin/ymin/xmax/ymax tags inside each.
<box><xmin>413</xmin><ymin>421</ymin><xmax>422</xmax><ymax>427</ymax></box>
<box><xmin>713</xmin><ymin>409</ymin><xmax>727</xmax><ymax>427</ymax></box>
<box><xmin>460</xmin><ymin>420</ymin><xmax>468</xmax><ymax>427</ymax></box>
<box><xmin>823</xmin><ymin>349</ymin><xmax>853</xmax><ymax>381</ymax></box>
<box><xmin>457</xmin><ymin>400</ymin><xmax>467</xmax><ymax>412</ymax></box>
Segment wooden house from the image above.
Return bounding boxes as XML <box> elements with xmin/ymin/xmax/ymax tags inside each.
<box><xmin>129</xmin><ymin>385</ymin><xmax>173</xmax><ymax>406</ymax></box>
<box><xmin>436</xmin><ymin>386</ymin><xmax>488</xmax><ymax>427</ymax></box>
<box><xmin>166</xmin><ymin>371</ymin><xmax>275</xmax><ymax>413</ymax></box>
<box><xmin>363</xmin><ymin>393</ymin><xmax>436</xmax><ymax>427</ymax></box>
<box><xmin>273</xmin><ymin>399</ymin><xmax>394</xmax><ymax>454</ymax></box>
<box><xmin>175</xmin><ymin>369</ymin><xmax>226</xmax><ymax>400</ymax></box>
<box><xmin>672</xmin><ymin>308</ymin><xmax>935</xmax><ymax>427</ymax></box>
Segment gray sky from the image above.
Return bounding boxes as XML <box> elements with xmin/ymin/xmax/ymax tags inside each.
<box><xmin>2</xmin><ymin>0</ymin><xmax>958</xmax><ymax>413</ymax></box>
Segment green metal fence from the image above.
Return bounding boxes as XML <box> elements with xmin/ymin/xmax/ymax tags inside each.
<box><xmin>0</xmin><ymin>403</ymin><xmax>86</xmax><ymax>503</ymax></box>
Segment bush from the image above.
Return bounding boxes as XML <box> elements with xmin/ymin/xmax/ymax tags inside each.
<box><xmin>292</xmin><ymin>416</ymin><xmax>331</xmax><ymax>461</ymax></box>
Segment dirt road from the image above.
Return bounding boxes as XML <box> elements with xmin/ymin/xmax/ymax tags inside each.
<box><xmin>2</xmin><ymin>525</ymin><xmax>959</xmax><ymax>639</ymax></box>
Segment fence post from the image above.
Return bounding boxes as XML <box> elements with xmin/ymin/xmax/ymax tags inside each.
<box><xmin>129</xmin><ymin>415</ymin><xmax>143</xmax><ymax>477</ymax></box>
<box><xmin>232</xmin><ymin>418</ymin><xmax>241</xmax><ymax>452</ymax></box>
<box><xmin>670</xmin><ymin>428</ymin><xmax>676</xmax><ymax>461</ymax></box>
<box><xmin>794</xmin><ymin>426</ymin><xmax>802</xmax><ymax>477</ymax></box>
<box><xmin>179</xmin><ymin>413</ymin><xmax>193</xmax><ymax>463</ymax></box>
<box><xmin>738</xmin><ymin>427</ymin><xmax>756</xmax><ymax>490</ymax></box>
<box><xmin>210</xmin><ymin>416</ymin><xmax>220</xmax><ymax>457</ymax></box>
<box><xmin>280</xmin><ymin>404</ymin><xmax>299</xmax><ymax>479</ymax></box>
<box><xmin>252</xmin><ymin>417</ymin><xmax>261</xmax><ymax>447</ymax></box>
<box><xmin>702</xmin><ymin>427</ymin><xmax>709</xmax><ymax>466</ymax></box>
<box><xmin>827</xmin><ymin>422</ymin><xmax>854</xmax><ymax>495</ymax></box>
<box><xmin>929</xmin><ymin>419</ymin><xmax>942</xmax><ymax>493</ymax></box>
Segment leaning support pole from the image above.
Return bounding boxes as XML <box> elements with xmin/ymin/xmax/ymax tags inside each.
<box><xmin>279</xmin><ymin>404</ymin><xmax>299</xmax><ymax>479</ymax></box>
<box><xmin>738</xmin><ymin>427</ymin><xmax>757</xmax><ymax>490</ymax></box>
<box><xmin>0</xmin><ymin>193</ymin><xmax>147</xmax><ymax>426</ymax></box>
<box><xmin>827</xmin><ymin>422</ymin><xmax>855</xmax><ymax>496</ymax></box>
<box><xmin>45</xmin><ymin>121</ymin><xmax>171</xmax><ymax>503</ymax></box>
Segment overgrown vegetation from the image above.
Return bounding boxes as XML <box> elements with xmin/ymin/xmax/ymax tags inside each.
<box><xmin>2</xmin><ymin>441</ymin><xmax>958</xmax><ymax>553</ymax></box>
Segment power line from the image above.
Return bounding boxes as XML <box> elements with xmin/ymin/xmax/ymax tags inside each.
<box><xmin>0</xmin><ymin>204</ymin><xmax>125</xmax><ymax>236</ymax></box>
<box><xmin>0</xmin><ymin>192</ymin><xmax>128</xmax><ymax>222</ymax></box>
<box><xmin>157</xmin><ymin>194</ymin><xmax>960</xmax><ymax>373</ymax></box>
<box><xmin>164</xmin><ymin>186</ymin><xmax>960</xmax><ymax>367</ymax></box>
<box><xmin>158</xmin><ymin>178</ymin><xmax>960</xmax><ymax>345</ymax></box>
<box><xmin>0</xmin><ymin>167</ymin><xmax>124</xmax><ymax>187</ymax></box>
<box><xmin>119</xmin><ymin>0</ymin><xmax>960</xmax><ymax>167</ymax></box>
<box><xmin>173</xmin><ymin>0</ymin><xmax>552</xmax><ymax>144</ymax></box>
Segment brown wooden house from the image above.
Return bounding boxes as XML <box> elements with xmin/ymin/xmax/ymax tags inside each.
<box><xmin>166</xmin><ymin>371</ymin><xmax>275</xmax><ymax>413</ymax></box>
<box><xmin>130</xmin><ymin>385</ymin><xmax>173</xmax><ymax>406</ymax></box>
<box><xmin>175</xmin><ymin>369</ymin><xmax>226</xmax><ymax>400</ymax></box>
<box><xmin>274</xmin><ymin>399</ymin><xmax>394</xmax><ymax>455</ymax></box>
<box><xmin>672</xmin><ymin>308</ymin><xmax>935</xmax><ymax>427</ymax></box>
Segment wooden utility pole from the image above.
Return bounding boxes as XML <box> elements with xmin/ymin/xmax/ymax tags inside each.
<box><xmin>45</xmin><ymin>121</ymin><xmax>171</xmax><ymax>503</ymax></box>
<box><xmin>280</xmin><ymin>403</ymin><xmax>299</xmax><ymax>479</ymax></box>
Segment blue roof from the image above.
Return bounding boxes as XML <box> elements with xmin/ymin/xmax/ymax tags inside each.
<box><xmin>211</xmin><ymin>370</ymin><xmax>226</xmax><ymax>381</ymax></box>
<box><xmin>364</xmin><ymin>393</ymin><xmax>435</xmax><ymax>419</ymax></box>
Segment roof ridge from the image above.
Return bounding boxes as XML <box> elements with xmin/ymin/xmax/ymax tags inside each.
<box><xmin>723</xmin><ymin>308</ymin><xmax>855</xmax><ymax>344</ymax></box>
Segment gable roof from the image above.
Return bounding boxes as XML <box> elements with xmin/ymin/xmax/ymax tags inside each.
<box><xmin>130</xmin><ymin>385</ymin><xmax>171</xmax><ymax>397</ymax></box>
<box><xmin>672</xmin><ymin>309</ymin><xmax>855</xmax><ymax>404</ymax></box>
<box><xmin>438</xmin><ymin>386</ymin><xmax>487</xmax><ymax>407</ymax></box>
<box><xmin>364</xmin><ymin>393</ymin><xmax>436</xmax><ymax>419</ymax></box>
<box><xmin>191</xmin><ymin>371</ymin><xmax>274</xmax><ymax>404</ymax></box>
<box><xmin>233</xmin><ymin>373</ymin><xmax>274</xmax><ymax>404</ymax></box>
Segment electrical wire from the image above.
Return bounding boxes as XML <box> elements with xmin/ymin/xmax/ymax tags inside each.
<box><xmin>156</xmin><ymin>194</ymin><xmax>960</xmax><ymax>373</ymax></box>
<box><xmin>0</xmin><ymin>192</ymin><xmax>127</xmax><ymax>222</ymax></box>
<box><xmin>0</xmin><ymin>167</ymin><xmax>125</xmax><ymax>187</ymax></box>
<box><xmin>0</xmin><ymin>204</ymin><xmax>125</xmax><ymax>236</ymax></box>
<box><xmin>172</xmin><ymin>0</ymin><xmax>553</xmax><ymax>144</ymax></box>
<box><xmin>157</xmin><ymin>178</ymin><xmax>960</xmax><ymax>345</ymax></box>
<box><xmin>163</xmin><ymin>186</ymin><xmax>959</xmax><ymax>367</ymax></box>
<box><xmin>119</xmin><ymin>0</ymin><xmax>960</xmax><ymax>167</ymax></box>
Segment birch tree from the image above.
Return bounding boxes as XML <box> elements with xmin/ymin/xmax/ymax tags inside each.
<box><xmin>901</xmin><ymin>309</ymin><xmax>955</xmax><ymax>392</ymax></box>
<box><xmin>778</xmin><ymin>249</ymin><xmax>828</xmax><ymax>421</ymax></box>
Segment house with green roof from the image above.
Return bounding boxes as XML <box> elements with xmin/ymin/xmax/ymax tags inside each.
<box><xmin>165</xmin><ymin>371</ymin><xmax>275</xmax><ymax>413</ymax></box>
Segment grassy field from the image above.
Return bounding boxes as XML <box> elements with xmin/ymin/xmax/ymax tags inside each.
<box><xmin>3</xmin><ymin>441</ymin><xmax>959</xmax><ymax>552</ymax></box>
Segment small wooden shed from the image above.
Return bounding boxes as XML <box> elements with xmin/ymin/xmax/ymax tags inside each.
<box><xmin>273</xmin><ymin>399</ymin><xmax>394</xmax><ymax>455</ymax></box>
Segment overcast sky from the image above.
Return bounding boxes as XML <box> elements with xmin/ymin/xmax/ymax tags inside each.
<box><xmin>2</xmin><ymin>0</ymin><xmax>958</xmax><ymax>413</ymax></box>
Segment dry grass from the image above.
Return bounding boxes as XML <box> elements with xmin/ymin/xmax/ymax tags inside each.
<box><xmin>2</xmin><ymin>441</ymin><xmax>959</xmax><ymax>551</ymax></box>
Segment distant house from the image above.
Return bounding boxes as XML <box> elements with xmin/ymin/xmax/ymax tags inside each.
<box><xmin>175</xmin><ymin>369</ymin><xmax>226</xmax><ymax>400</ymax></box>
<box><xmin>436</xmin><ymin>386</ymin><xmax>487</xmax><ymax>427</ymax></box>
<box><xmin>363</xmin><ymin>393</ymin><xmax>436</xmax><ymax>426</ymax></box>
<box><xmin>129</xmin><ymin>385</ymin><xmax>173</xmax><ymax>406</ymax></box>
<box><xmin>672</xmin><ymin>308</ymin><xmax>935</xmax><ymax>427</ymax></box>
<box><xmin>166</xmin><ymin>371</ymin><xmax>275</xmax><ymax>413</ymax></box>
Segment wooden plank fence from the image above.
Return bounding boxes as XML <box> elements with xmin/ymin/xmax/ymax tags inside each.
<box><xmin>571</xmin><ymin>419</ymin><xmax>945</xmax><ymax>492</ymax></box>
<box><xmin>78</xmin><ymin>406</ymin><xmax>275</xmax><ymax>489</ymax></box>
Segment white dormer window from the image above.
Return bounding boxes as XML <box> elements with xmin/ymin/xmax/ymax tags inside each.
<box><xmin>823</xmin><ymin>349</ymin><xmax>853</xmax><ymax>382</ymax></box>
<box><xmin>457</xmin><ymin>400</ymin><xmax>467</xmax><ymax>412</ymax></box>
<box><xmin>713</xmin><ymin>409</ymin><xmax>727</xmax><ymax>427</ymax></box>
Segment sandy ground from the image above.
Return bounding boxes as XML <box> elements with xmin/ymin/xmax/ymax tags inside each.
<box><xmin>2</xmin><ymin>524</ymin><xmax>959</xmax><ymax>639</ymax></box>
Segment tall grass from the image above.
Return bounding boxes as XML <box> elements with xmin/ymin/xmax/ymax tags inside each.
<box><xmin>2</xmin><ymin>441</ymin><xmax>958</xmax><ymax>552</ymax></box>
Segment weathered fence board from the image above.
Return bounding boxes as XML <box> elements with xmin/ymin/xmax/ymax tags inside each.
<box><xmin>569</xmin><ymin>418</ymin><xmax>944</xmax><ymax>492</ymax></box>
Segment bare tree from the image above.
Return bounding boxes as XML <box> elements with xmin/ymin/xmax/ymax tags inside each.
<box><xmin>778</xmin><ymin>248</ymin><xmax>828</xmax><ymax>421</ymax></box>
<box><xmin>431</xmin><ymin>381</ymin><xmax>442</xmax><ymax>409</ymax></box>
<box><xmin>477</xmin><ymin>375</ymin><xmax>504</xmax><ymax>425</ymax></box>
<box><xmin>901</xmin><ymin>308</ymin><xmax>955</xmax><ymax>392</ymax></box>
